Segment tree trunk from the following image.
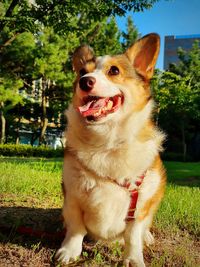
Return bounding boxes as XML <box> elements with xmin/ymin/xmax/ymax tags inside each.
<box><xmin>39</xmin><ymin>118</ymin><xmax>48</xmax><ymax>145</ymax></box>
<box><xmin>181</xmin><ymin>120</ymin><xmax>187</xmax><ymax>161</ymax></box>
<box><xmin>39</xmin><ymin>78</ymin><xmax>49</xmax><ymax>145</ymax></box>
<box><xmin>15</xmin><ymin>135</ymin><xmax>19</xmax><ymax>145</ymax></box>
<box><xmin>0</xmin><ymin>102</ymin><xmax>6</xmax><ymax>144</ymax></box>
<box><xmin>15</xmin><ymin>118</ymin><xmax>21</xmax><ymax>145</ymax></box>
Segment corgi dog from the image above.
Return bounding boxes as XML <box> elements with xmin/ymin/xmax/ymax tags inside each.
<box><xmin>56</xmin><ymin>33</ymin><xmax>166</xmax><ymax>267</ymax></box>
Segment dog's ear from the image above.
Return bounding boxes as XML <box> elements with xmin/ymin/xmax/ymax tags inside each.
<box><xmin>125</xmin><ymin>33</ymin><xmax>160</xmax><ymax>80</ymax></box>
<box><xmin>72</xmin><ymin>45</ymin><xmax>95</xmax><ymax>74</ymax></box>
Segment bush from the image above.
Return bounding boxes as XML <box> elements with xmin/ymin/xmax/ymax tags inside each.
<box><xmin>0</xmin><ymin>144</ymin><xmax>63</xmax><ymax>158</ymax></box>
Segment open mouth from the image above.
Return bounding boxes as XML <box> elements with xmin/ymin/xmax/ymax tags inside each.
<box><xmin>77</xmin><ymin>94</ymin><xmax>123</xmax><ymax>121</ymax></box>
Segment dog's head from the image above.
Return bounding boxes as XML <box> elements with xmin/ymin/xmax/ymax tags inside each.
<box><xmin>72</xmin><ymin>33</ymin><xmax>160</xmax><ymax>124</ymax></box>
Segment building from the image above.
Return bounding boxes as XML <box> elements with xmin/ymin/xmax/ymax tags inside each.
<box><xmin>164</xmin><ymin>34</ymin><xmax>200</xmax><ymax>69</ymax></box>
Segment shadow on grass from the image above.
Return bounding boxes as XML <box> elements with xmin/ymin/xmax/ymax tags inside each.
<box><xmin>0</xmin><ymin>206</ymin><xmax>199</xmax><ymax>267</ymax></box>
<box><xmin>168</xmin><ymin>176</ymin><xmax>200</xmax><ymax>187</ymax></box>
<box><xmin>0</xmin><ymin>206</ymin><xmax>64</xmax><ymax>249</ymax></box>
<box><xmin>0</xmin><ymin>206</ymin><xmax>101</xmax><ymax>266</ymax></box>
<box><xmin>164</xmin><ymin>161</ymin><xmax>200</xmax><ymax>187</ymax></box>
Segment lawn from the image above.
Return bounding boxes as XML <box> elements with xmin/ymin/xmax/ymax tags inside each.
<box><xmin>0</xmin><ymin>157</ymin><xmax>199</xmax><ymax>266</ymax></box>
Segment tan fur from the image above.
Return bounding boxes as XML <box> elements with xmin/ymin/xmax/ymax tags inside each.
<box><xmin>56</xmin><ymin>34</ymin><xmax>166</xmax><ymax>267</ymax></box>
<box><xmin>72</xmin><ymin>45</ymin><xmax>95</xmax><ymax>73</ymax></box>
<box><xmin>137</xmin><ymin>156</ymin><xmax>166</xmax><ymax>221</ymax></box>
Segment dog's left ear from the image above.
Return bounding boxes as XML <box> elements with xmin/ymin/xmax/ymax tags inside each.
<box><xmin>72</xmin><ymin>45</ymin><xmax>95</xmax><ymax>74</ymax></box>
<box><xmin>125</xmin><ymin>33</ymin><xmax>160</xmax><ymax>80</ymax></box>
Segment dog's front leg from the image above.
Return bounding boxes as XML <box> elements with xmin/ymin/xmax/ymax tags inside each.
<box><xmin>124</xmin><ymin>218</ymin><xmax>148</xmax><ymax>267</ymax></box>
<box><xmin>56</xmin><ymin>197</ymin><xmax>87</xmax><ymax>264</ymax></box>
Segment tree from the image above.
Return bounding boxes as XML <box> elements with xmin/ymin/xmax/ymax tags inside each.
<box><xmin>168</xmin><ymin>41</ymin><xmax>200</xmax><ymax>126</ymax></box>
<box><xmin>0</xmin><ymin>31</ymin><xmax>36</xmax><ymax>143</ymax></box>
<box><xmin>83</xmin><ymin>16</ymin><xmax>122</xmax><ymax>55</ymax></box>
<box><xmin>32</xmin><ymin>28</ymin><xmax>73</xmax><ymax>144</ymax></box>
<box><xmin>0</xmin><ymin>74</ymin><xmax>23</xmax><ymax>143</ymax></box>
<box><xmin>121</xmin><ymin>16</ymin><xmax>140</xmax><ymax>49</ymax></box>
<box><xmin>152</xmin><ymin>57</ymin><xmax>200</xmax><ymax>161</ymax></box>
<box><xmin>168</xmin><ymin>41</ymin><xmax>200</xmax><ymax>160</ymax></box>
<box><xmin>0</xmin><ymin>13</ymin><xmax>126</xmax><ymax>144</ymax></box>
<box><xmin>0</xmin><ymin>0</ymin><xmax>162</xmax><ymax>144</ymax></box>
<box><xmin>152</xmin><ymin>40</ymin><xmax>200</xmax><ymax>160</ymax></box>
<box><xmin>0</xmin><ymin>0</ymin><xmax>160</xmax><ymax>49</ymax></box>
<box><xmin>169</xmin><ymin>41</ymin><xmax>200</xmax><ymax>94</ymax></box>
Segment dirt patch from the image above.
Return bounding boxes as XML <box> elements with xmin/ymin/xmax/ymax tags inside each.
<box><xmin>0</xmin><ymin>232</ymin><xmax>199</xmax><ymax>267</ymax></box>
<box><xmin>145</xmin><ymin>230</ymin><xmax>200</xmax><ymax>267</ymax></box>
<box><xmin>0</xmin><ymin>202</ymin><xmax>199</xmax><ymax>266</ymax></box>
<box><xmin>0</xmin><ymin>243</ymin><xmax>53</xmax><ymax>267</ymax></box>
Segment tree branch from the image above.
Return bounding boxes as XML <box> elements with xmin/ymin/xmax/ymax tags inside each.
<box><xmin>0</xmin><ymin>0</ymin><xmax>20</xmax><ymax>32</ymax></box>
<box><xmin>0</xmin><ymin>32</ymin><xmax>20</xmax><ymax>51</ymax></box>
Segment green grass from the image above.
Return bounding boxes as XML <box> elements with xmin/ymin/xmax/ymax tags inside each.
<box><xmin>0</xmin><ymin>158</ymin><xmax>199</xmax><ymax>235</ymax></box>
<box><xmin>0</xmin><ymin>157</ymin><xmax>63</xmax><ymax>207</ymax></box>
<box><xmin>0</xmin><ymin>157</ymin><xmax>199</xmax><ymax>266</ymax></box>
<box><xmin>156</xmin><ymin>161</ymin><xmax>200</xmax><ymax>237</ymax></box>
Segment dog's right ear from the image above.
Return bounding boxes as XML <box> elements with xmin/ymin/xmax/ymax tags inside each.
<box><xmin>72</xmin><ymin>45</ymin><xmax>95</xmax><ymax>74</ymax></box>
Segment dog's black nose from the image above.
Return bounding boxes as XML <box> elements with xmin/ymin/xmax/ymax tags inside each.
<box><xmin>79</xmin><ymin>76</ymin><xmax>96</xmax><ymax>92</ymax></box>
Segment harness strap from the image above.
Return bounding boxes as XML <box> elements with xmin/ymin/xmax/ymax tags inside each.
<box><xmin>123</xmin><ymin>172</ymin><xmax>146</xmax><ymax>222</ymax></box>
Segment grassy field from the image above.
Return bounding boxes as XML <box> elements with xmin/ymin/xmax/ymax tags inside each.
<box><xmin>0</xmin><ymin>157</ymin><xmax>199</xmax><ymax>266</ymax></box>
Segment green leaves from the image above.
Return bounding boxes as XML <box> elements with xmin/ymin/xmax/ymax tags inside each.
<box><xmin>152</xmin><ymin>70</ymin><xmax>199</xmax><ymax>119</ymax></box>
<box><xmin>153</xmin><ymin>39</ymin><xmax>200</xmax><ymax>119</ymax></box>
<box><xmin>121</xmin><ymin>15</ymin><xmax>140</xmax><ymax>50</ymax></box>
<box><xmin>152</xmin><ymin>41</ymin><xmax>200</xmax><ymax>160</ymax></box>
<box><xmin>0</xmin><ymin>74</ymin><xmax>23</xmax><ymax>109</ymax></box>
<box><xmin>0</xmin><ymin>0</ymin><xmax>160</xmax><ymax>49</ymax></box>
<box><xmin>0</xmin><ymin>0</ymin><xmax>161</xmax><ymax>144</ymax></box>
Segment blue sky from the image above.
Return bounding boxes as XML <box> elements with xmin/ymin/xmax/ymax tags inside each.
<box><xmin>116</xmin><ymin>0</ymin><xmax>200</xmax><ymax>69</ymax></box>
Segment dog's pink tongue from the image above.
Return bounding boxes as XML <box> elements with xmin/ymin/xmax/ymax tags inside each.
<box><xmin>78</xmin><ymin>98</ymin><xmax>108</xmax><ymax>117</ymax></box>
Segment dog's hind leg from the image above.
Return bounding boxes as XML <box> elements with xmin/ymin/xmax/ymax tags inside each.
<box><xmin>56</xmin><ymin>197</ymin><xmax>87</xmax><ymax>264</ymax></box>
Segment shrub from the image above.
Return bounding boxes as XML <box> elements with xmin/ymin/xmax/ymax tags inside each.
<box><xmin>0</xmin><ymin>144</ymin><xmax>63</xmax><ymax>158</ymax></box>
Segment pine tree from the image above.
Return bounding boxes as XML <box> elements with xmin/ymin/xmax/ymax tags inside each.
<box><xmin>122</xmin><ymin>16</ymin><xmax>141</xmax><ymax>50</ymax></box>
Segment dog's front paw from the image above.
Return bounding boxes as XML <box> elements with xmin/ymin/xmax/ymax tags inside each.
<box><xmin>55</xmin><ymin>246</ymin><xmax>81</xmax><ymax>264</ymax></box>
<box><xmin>124</xmin><ymin>258</ymin><xmax>146</xmax><ymax>267</ymax></box>
<box><xmin>144</xmin><ymin>230</ymin><xmax>154</xmax><ymax>247</ymax></box>
<box><xmin>55</xmin><ymin>247</ymin><xmax>71</xmax><ymax>264</ymax></box>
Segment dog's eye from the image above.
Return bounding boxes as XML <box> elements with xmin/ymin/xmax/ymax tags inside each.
<box><xmin>79</xmin><ymin>68</ymin><xmax>87</xmax><ymax>77</ymax></box>
<box><xmin>108</xmin><ymin>66</ymin><xmax>120</xmax><ymax>76</ymax></box>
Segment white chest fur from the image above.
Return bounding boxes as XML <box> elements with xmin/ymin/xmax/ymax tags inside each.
<box><xmin>66</xmin><ymin>108</ymin><xmax>164</xmax><ymax>185</ymax></box>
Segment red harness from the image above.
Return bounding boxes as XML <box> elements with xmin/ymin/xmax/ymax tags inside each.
<box><xmin>122</xmin><ymin>173</ymin><xmax>146</xmax><ymax>222</ymax></box>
